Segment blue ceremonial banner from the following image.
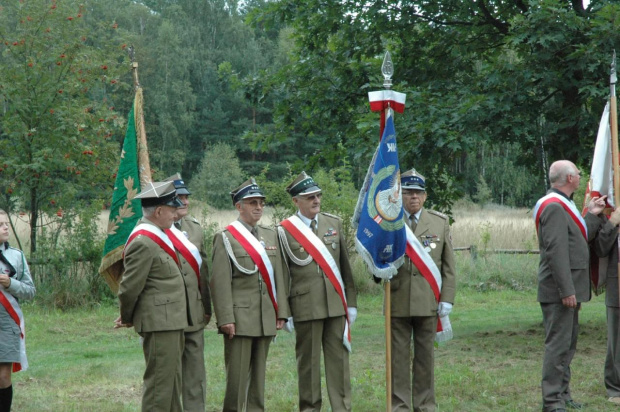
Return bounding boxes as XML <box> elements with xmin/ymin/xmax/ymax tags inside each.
<box><xmin>352</xmin><ymin>112</ymin><xmax>407</xmax><ymax>279</ymax></box>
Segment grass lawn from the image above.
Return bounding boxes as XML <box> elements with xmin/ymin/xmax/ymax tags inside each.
<box><xmin>10</xmin><ymin>285</ymin><xmax>618</xmax><ymax>412</ymax></box>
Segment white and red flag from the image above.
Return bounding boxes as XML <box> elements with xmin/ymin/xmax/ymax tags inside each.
<box><xmin>584</xmin><ymin>102</ymin><xmax>614</xmax><ymax>294</ymax></box>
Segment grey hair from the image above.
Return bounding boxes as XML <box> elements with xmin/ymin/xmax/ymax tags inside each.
<box><xmin>142</xmin><ymin>206</ymin><xmax>157</xmax><ymax>217</ymax></box>
<box><xmin>549</xmin><ymin>162</ymin><xmax>577</xmax><ymax>185</ymax></box>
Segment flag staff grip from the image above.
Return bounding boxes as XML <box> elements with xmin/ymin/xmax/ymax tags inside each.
<box><xmin>385</xmin><ymin>279</ymin><xmax>392</xmax><ymax>412</ymax></box>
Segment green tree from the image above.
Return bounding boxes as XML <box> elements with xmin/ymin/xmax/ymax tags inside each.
<box><xmin>251</xmin><ymin>0</ymin><xmax>620</xmax><ymax>208</ymax></box>
<box><xmin>0</xmin><ymin>0</ymin><xmax>127</xmax><ymax>253</ymax></box>
<box><xmin>190</xmin><ymin>142</ymin><xmax>244</xmax><ymax>208</ymax></box>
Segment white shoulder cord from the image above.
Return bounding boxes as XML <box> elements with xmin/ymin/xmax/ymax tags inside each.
<box><xmin>277</xmin><ymin>226</ymin><xmax>313</xmax><ymax>266</ymax></box>
<box><xmin>222</xmin><ymin>232</ymin><xmax>258</xmax><ymax>275</ymax></box>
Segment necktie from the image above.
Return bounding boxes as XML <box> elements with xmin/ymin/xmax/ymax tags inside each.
<box><xmin>310</xmin><ymin>220</ymin><xmax>317</xmax><ymax>234</ymax></box>
<box><xmin>251</xmin><ymin>227</ymin><xmax>259</xmax><ymax>239</ymax></box>
<box><xmin>174</xmin><ymin>221</ymin><xmax>182</xmax><ymax>230</ymax></box>
<box><xmin>410</xmin><ymin>215</ymin><xmax>417</xmax><ymax>233</ymax></box>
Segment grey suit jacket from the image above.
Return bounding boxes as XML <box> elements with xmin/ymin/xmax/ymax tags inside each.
<box><xmin>536</xmin><ymin>191</ymin><xmax>602</xmax><ymax>303</ymax></box>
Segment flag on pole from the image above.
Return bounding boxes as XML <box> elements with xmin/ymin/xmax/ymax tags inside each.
<box><xmin>98</xmin><ymin>86</ymin><xmax>152</xmax><ymax>292</ymax></box>
<box><xmin>352</xmin><ymin>111</ymin><xmax>407</xmax><ymax>279</ymax></box>
<box><xmin>583</xmin><ymin>102</ymin><xmax>613</xmax><ymax>295</ymax></box>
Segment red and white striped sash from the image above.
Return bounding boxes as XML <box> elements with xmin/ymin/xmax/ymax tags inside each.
<box><xmin>404</xmin><ymin>225</ymin><xmax>452</xmax><ymax>343</ymax></box>
<box><xmin>225</xmin><ymin>221</ymin><xmax>278</xmax><ymax>314</ymax></box>
<box><xmin>280</xmin><ymin>215</ymin><xmax>352</xmax><ymax>352</ymax></box>
<box><xmin>167</xmin><ymin>226</ymin><xmax>202</xmax><ymax>289</ymax></box>
<box><xmin>534</xmin><ymin>193</ymin><xmax>587</xmax><ymax>240</ymax></box>
<box><xmin>0</xmin><ymin>289</ymin><xmax>27</xmax><ymax>372</ymax></box>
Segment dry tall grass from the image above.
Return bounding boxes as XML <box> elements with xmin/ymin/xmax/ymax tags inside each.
<box><xmin>6</xmin><ymin>200</ymin><xmax>538</xmax><ymax>253</ymax></box>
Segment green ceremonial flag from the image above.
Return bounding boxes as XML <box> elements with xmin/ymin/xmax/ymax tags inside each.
<box><xmin>99</xmin><ymin>87</ymin><xmax>151</xmax><ymax>292</ymax></box>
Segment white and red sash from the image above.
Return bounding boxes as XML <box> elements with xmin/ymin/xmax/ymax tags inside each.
<box><xmin>280</xmin><ymin>215</ymin><xmax>352</xmax><ymax>352</ymax></box>
<box><xmin>167</xmin><ymin>226</ymin><xmax>202</xmax><ymax>290</ymax></box>
<box><xmin>124</xmin><ymin>224</ymin><xmax>202</xmax><ymax>288</ymax></box>
<box><xmin>0</xmin><ymin>289</ymin><xmax>27</xmax><ymax>372</ymax></box>
<box><xmin>533</xmin><ymin>193</ymin><xmax>587</xmax><ymax>240</ymax></box>
<box><xmin>404</xmin><ymin>225</ymin><xmax>453</xmax><ymax>343</ymax></box>
<box><xmin>225</xmin><ymin>221</ymin><xmax>278</xmax><ymax>314</ymax></box>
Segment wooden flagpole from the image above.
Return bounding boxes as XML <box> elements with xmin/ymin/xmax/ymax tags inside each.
<box><xmin>381</xmin><ymin>52</ymin><xmax>394</xmax><ymax>412</ymax></box>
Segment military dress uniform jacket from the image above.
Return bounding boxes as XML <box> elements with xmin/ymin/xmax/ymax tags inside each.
<box><xmin>594</xmin><ymin>217</ymin><xmax>620</xmax><ymax>307</ymax></box>
<box><xmin>211</xmin><ymin>223</ymin><xmax>290</xmax><ymax>337</ymax></box>
<box><xmin>118</xmin><ymin>218</ymin><xmax>190</xmax><ymax>333</ymax></box>
<box><xmin>536</xmin><ymin>194</ymin><xmax>602</xmax><ymax>303</ymax></box>
<box><xmin>179</xmin><ymin>215</ymin><xmax>212</xmax><ymax>332</ymax></box>
<box><xmin>391</xmin><ymin>208</ymin><xmax>456</xmax><ymax>317</ymax></box>
<box><xmin>279</xmin><ymin>212</ymin><xmax>357</xmax><ymax>321</ymax></box>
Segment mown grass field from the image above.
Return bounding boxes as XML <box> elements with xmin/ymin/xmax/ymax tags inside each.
<box><xmin>10</xmin><ymin>261</ymin><xmax>619</xmax><ymax>412</ymax></box>
<box><xmin>11</xmin><ymin>204</ymin><xmax>614</xmax><ymax>411</ymax></box>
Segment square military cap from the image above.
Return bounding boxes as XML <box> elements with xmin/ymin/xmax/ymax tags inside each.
<box><xmin>165</xmin><ymin>172</ymin><xmax>191</xmax><ymax>196</ymax></box>
<box><xmin>286</xmin><ymin>171</ymin><xmax>321</xmax><ymax>197</ymax></box>
<box><xmin>136</xmin><ymin>181</ymin><xmax>184</xmax><ymax>208</ymax></box>
<box><xmin>230</xmin><ymin>178</ymin><xmax>265</xmax><ymax>205</ymax></box>
<box><xmin>401</xmin><ymin>168</ymin><xmax>426</xmax><ymax>191</ymax></box>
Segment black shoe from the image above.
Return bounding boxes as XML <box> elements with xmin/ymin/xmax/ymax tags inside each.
<box><xmin>565</xmin><ymin>399</ymin><xmax>583</xmax><ymax>410</ymax></box>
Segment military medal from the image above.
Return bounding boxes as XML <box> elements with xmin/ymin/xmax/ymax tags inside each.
<box><xmin>332</xmin><ymin>243</ymin><xmax>337</xmax><ymax>250</ymax></box>
<box><xmin>430</xmin><ymin>243</ymin><xmax>436</xmax><ymax>249</ymax></box>
<box><xmin>425</xmin><ymin>247</ymin><xmax>431</xmax><ymax>253</ymax></box>
<box><xmin>182</xmin><ymin>231</ymin><xmax>189</xmax><ymax>239</ymax></box>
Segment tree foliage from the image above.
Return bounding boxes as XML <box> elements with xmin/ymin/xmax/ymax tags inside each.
<box><xmin>250</xmin><ymin>0</ymin><xmax>620</xmax><ymax>210</ymax></box>
<box><xmin>0</xmin><ymin>0</ymin><xmax>127</xmax><ymax>252</ymax></box>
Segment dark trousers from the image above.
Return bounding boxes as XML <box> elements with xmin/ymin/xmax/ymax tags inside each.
<box><xmin>606</xmin><ymin>306</ymin><xmax>620</xmax><ymax>397</ymax></box>
<box><xmin>541</xmin><ymin>303</ymin><xmax>579</xmax><ymax>412</ymax></box>
<box><xmin>141</xmin><ymin>330</ymin><xmax>185</xmax><ymax>412</ymax></box>
<box><xmin>223</xmin><ymin>335</ymin><xmax>271</xmax><ymax>412</ymax></box>
<box><xmin>295</xmin><ymin>317</ymin><xmax>351</xmax><ymax>412</ymax></box>
<box><xmin>391</xmin><ymin>316</ymin><xmax>437</xmax><ymax>412</ymax></box>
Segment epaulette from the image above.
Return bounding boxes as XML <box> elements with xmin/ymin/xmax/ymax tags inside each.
<box><xmin>186</xmin><ymin>216</ymin><xmax>200</xmax><ymax>225</ymax></box>
<box><xmin>321</xmin><ymin>212</ymin><xmax>342</xmax><ymax>221</ymax></box>
<box><xmin>257</xmin><ymin>224</ymin><xmax>275</xmax><ymax>232</ymax></box>
<box><xmin>428</xmin><ymin>210</ymin><xmax>448</xmax><ymax>220</ymax></box>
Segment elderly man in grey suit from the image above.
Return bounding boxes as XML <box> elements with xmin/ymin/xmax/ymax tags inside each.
<box><xmin>534</xmin><ymin>160</ymin><xmax>606</xmax><ymax>412</ymax></box>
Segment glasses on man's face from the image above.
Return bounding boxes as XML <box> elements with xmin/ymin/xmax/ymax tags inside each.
<box><xmin>244</xmin><ymin>199</ymin><xmax>265</xmax><ymax>208</ymax></box>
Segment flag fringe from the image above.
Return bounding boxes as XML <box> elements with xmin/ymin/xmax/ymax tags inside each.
<box><xmin>354</xmin><ymin>238</ymin><xmax>403</xmax><ymax>279</ymax></box>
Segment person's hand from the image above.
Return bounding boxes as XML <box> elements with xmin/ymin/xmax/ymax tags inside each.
<box><xmin>347</xmin><ymin>307</ymin><xmax>357</xmax><ymax>327</ymax></box>
<box><xmin>220</xmin><ymin>323</ymin><xmax>235</xmax><ymax>339</ymax></box>
<box><xmin>610</xmin><ymin>207</ymin><xmax>620</xmax><ymax>227</ymax></box>
<box><xmin>0</xmin><ymin>274</ymin><xmax>10</xmax><ymax>288</ymax></box>
<box><xmin>204</xmin><ymin>313</ymin><xmax>212</xmax><ymax>325</ymax></box>
<box><xmin>113</xmin><ymin>315</ymin><xmax>133</xmax><ymax>329</ymax></box>
<box><xmin>276</xmin><ymin>319</ymin><xmax>285</xmax><ymax>330</ymax></box>
<box><xmin>438</xmin><ymin>302</ymin><xmax>453</xmax><ymax>318</ymax></box>
<box><xmin>562</xmin><ymin>295</ymin><xmax>577</xmax><ymax>308</ymax></box>
<box><xmin>588</xmin><ymin>195</ymin><xmax>607</xmax><ymax>215</ymax></box>
<box><xmin>283</xmin><ymin>317</ymin><xmax>294</xmax><ymax>333</ymax></box>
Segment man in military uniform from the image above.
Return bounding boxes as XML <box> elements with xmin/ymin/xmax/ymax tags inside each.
<box><xmin>165</xmin><ymin>173</ymin><xmax>212</xmax><ymax>412</ymax></box>
<box><xmin>210</xmin><ymin>178</ymin><xmax>289</xmax><ymax>412</ymax></box>
<box><xmin>278</xmin><ymin>171</ymin><xmax>357</xmax><ymax>412</ymax></box>
<box><xmin>117</xmin><ymin>181</ymin><xmax>203</xmax><ymax>412</ymax></box>
<box><xmin>390</xmin><ymin>169</ymin><xmax>456</xmax><ymax>412</ymax></box>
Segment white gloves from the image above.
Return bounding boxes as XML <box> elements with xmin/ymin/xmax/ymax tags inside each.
<box><xmin>438</xmin><ymin>302</ymin><xmax>453</xmax><ymax>318</ymax></box>
<box><xmin>347</xmin><ymin>307</ymin><xmax>358</xmax><ymax>326</ymax></box>
<box><xmin>283</xmin><ymin>317</ymin><xmax>295</xmax><ymax>333</ymax></box>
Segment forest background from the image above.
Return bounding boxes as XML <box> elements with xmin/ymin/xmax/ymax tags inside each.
<box><xmin>0</xmin><ymin>0</ymin><xmax>619</xmax><ymax>305</ymax></box>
